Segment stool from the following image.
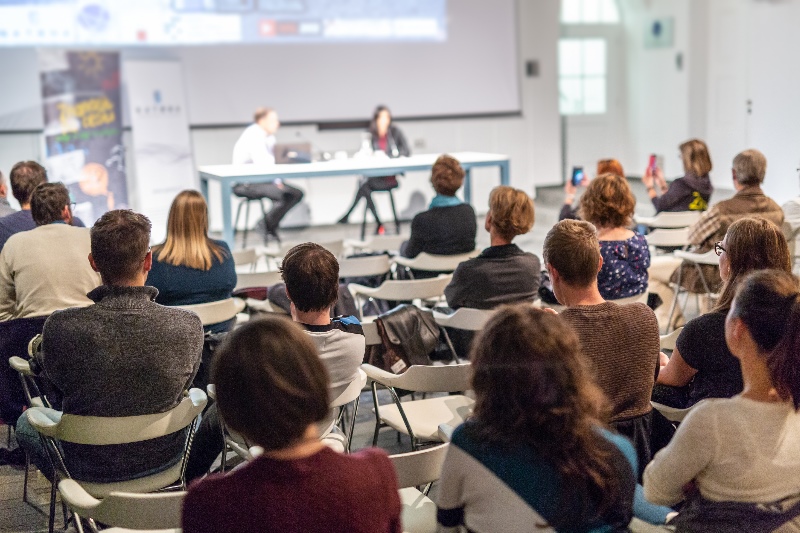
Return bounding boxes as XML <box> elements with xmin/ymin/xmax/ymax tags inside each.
<box><xmin>361</xmin><ymin>189</ymin><xmax>400</xmax><ymax>240</ymax></box>
<box><xmin>233</xmin><ymin>197</ymin><xmax>272</xmax><ymax>248</ymax></box>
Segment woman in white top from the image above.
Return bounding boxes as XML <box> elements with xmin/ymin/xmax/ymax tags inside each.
<box><xmin>644</xmin><ymin>269</ymin><xmax>800</xmax><ymax>531</ymax></box>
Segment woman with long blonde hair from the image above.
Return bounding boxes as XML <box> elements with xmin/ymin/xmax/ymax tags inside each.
<box><xmin>148</xmin><ymin>190</ymin><xmax>236</xmax><ymax>331</ymax></box>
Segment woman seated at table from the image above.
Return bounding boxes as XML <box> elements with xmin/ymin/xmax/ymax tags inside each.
<box><xmin>653</xmin><ymin>217</ymin><xmax>792</xmax><ymax>408</ymax></box>
<box><xmin>437</xmin><ymin>305</ymin><xmax>672</xmax><ymax>532</ymax></box>
<box><xmin>644</xmin><ymin>269</ymin><xmax>800</xmax><ymax>531</ymax></box>
<box><xmin>579</xmin><ymin>173</ymin><xmax>650</xmax><ymax>301</ymax></box>
<box><xmin>400</xmin><ymin>154</ymin><xmax>476</xmax><ymax>259</ymax></box>
<box><xmin>337</xmin><ymin>105</ymin><xmax>410</xmax><ymax>233</ymax></box>
<box><xmin>182</xmin><ymin>317</ymin><xmax>402</xmax><ymax>533</ymax></box>
<box><xmin>148</xmin><ymin>190</ymin><xmax>237</xmax><ymax>333</ymax></box>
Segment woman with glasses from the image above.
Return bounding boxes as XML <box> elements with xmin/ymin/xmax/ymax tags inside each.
<box><xmin>148</xmin><ymin>190</ymin><xmax>237</xmax><ymax>333</ymax></box>
<box><xmin>653</xmin><ymin>217</ymin><xmax>791</xmax><ymax>408</ymax></box>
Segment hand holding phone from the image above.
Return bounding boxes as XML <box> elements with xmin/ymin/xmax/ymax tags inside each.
<box><xmin>648</xmin><ymin>154</ymin><xmax>658</xmax><ymax>174</ymax></box>
<box><xmin>571</xmin><ymin>166</ymin><xmax>584</xmax><ymax>187</ymax></box>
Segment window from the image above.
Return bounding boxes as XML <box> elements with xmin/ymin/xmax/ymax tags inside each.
<box><xmin>559</xmin><ymin>38</ymin><xmax>607</xmax><ymax>115</ymax></box>
<box><xmin>561</xmin><ymin>0</ymin><xmax>620</xmax><ymax>24</ymax></box>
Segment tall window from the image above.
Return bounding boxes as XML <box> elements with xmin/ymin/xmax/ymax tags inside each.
<box><xmin>559</xmin><ymin>0</ymin><xmax>619</xmax><ymax>115</ymax></box>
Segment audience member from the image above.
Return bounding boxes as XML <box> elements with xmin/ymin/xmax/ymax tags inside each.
<box><xmin>15</xmin><ymin>210</ymin><xmax>203</xmax><ymax>482</ymax></box>
<box><xmin>644</xmin><ymin>270</ymin><xmax>800</xmax><ymax>530</ymax></box>
<box><xmin>444</xmin><ymin>186</ymin><xmax>539</xmax><ymax>309</ymax></box>
<box><xmin>0</xmin><ymin>183</ymin><xmax>100</xmax><ymax>321</ymax></box>
<box><xmin>0</xmin><ymin>162</ymin><xmax>52</xmax><ymax>250</ymax></box>
<box><xmin>148</xmin><ymin>190</ymin><xmax>237</xmax><ymax>332</ymax></box>
<box><xmin>184</xmin><ymin>242</ymin><xmax>365</xmax><ymax>480</ymax></box>
<box><xmin>560</xmin><ymin>158</ymin><xmax>624</xmax><ymax>221</ymax></box>
<box><xmin>579</xmin><ymin>173</ymin><xmax>650</xmax><ymax>300</ymax></box>
<box><xmin>543</xmin><ymin>219</ymin><xmax>662</xmax><ymax>471</ymax></box>
<box><xmin>400</xmin><ymin>154</ymin><xmax>476</xmax><ymax>259</ymax></box>
<box><xmin>782</xmin><ymin>193</ymin><xmax>800</xmax><ymax>271</ymax></box>
<box><xmin>182</xmin><ymin>317</ymin><xmax>401</xmax><ymax>533</ymax></box>
<box><xmin>437</xmin><ymin>304</ymin><xmax>671</xmax><ymax>532</ymax></box>
<box><xmin>0</xmin><ymin>170</ymin><xmax>15</xmax><ymax>218</ymax></box>
<box><xmin>654</xmin><ymin>217</ymin><xmax>792</xmax><ymax>408</ymax></box>
<box><xmin>643</xmin><ymin>139</ymin><xmax>713</xmax><ymax>213</ymax></box>
<box><xmin>231</xmin><ymin>107</ymin><xmax>304</xmax><ymax>240</ymax></box>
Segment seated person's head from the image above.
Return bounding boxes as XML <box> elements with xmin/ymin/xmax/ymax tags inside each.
<box><xmin>30</xmin><ymin>182</ymin><xmax>71</xmax><ymax>226</ymax></box>
<box><xmin>90</xmin><ymin>210</ymin><xmax>152</xmax><ymax>286</ymax></box>
<box><xmin>715</xmin><ymin>217</ymin><xmax>792</xmax><ymax>311</ymax></box>
<box><xmin>486</xmin><ymin>186</ymin><xmax>534</xmax><ymax>243</ymax></box>
<box><xmin>543</xmin><ymin>219</ymin><xmax>602</xmax><ymax>296</ymax></box>
<box><xmin>732</xmin><ymin>149</ymin><xmax>767</xmax><ymax>188</ymax></box>
<box><xmin>430</xmin><ymin>155</ymin><xmax>465</xmax><ymax>197</ymax></box>
<box><xmin>212</xmin><ymin>317</ymin><xmax>330</xmax><ymax>451</ymax></box>
<box><xmin>468</xmin><ymin>304</ymin><xmax>620</xmax><ymax>526</ymax></box>
<box><xmin>157</xmin><ymin>190</ymin><xmax>223</xmax><ymax>270</ymax></box>
<box><xmin>579</xmin><ymin>173</ymin><xmax>635</xmax><ymax>230</ymax></box>
<box><xmin>9</xmin><ymin>161</ymin><xmax>47</xmax><ymax>207</ymax></box>
<box><xmin>281</xmin><ymin>243</ymin><xmax>339</xmax><ymax>315</ymax></box>
<box><xmin>0</xmin><ymin>170</ymin><xmax>7</xmax><ymax>199</ymax></box>
<box><xmin>679</xmin><ymin>139</ymin><xmax>713</xmax><ymax>177</ymax></box>
<box><xmin>596</xmin><ymin>158</ymin><xmax>624</xmax><ymax>177</ymax></box>
<box><xmin>727</xmin><ymin>269</ymin><xmax>800</xmax><ymax>409</ymax></box>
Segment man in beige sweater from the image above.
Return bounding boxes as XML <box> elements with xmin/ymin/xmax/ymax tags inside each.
<box><xmin>544</xmin><ymin>219</ymin><xmax>662</xmax><ymax>474</ymax></box>
<box><xmin>0</xmin><ymin>182</ymin><xmax>100</xmax><ymax>321</ymax></box>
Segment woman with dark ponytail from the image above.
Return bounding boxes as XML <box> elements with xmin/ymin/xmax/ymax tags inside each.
<box><xmin>645</xmin><ymin>269</ymin><xmax>800</xmax><ymax>530</ymax></box>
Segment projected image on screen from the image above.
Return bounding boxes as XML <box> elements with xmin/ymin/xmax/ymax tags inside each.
<box><xmin>0</xmin><ymin>0</ymin><xmax>447</xmax><ymax>45</ymax></box>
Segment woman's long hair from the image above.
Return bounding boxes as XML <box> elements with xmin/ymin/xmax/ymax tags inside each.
<box><xmin>153</xmin><ymin>190</ymin><xmax>226</xmax><ymax>271</ymax></box>
<box><xmin>369</xmin><ymin>104</ymin><xmax>391</xmax><ymax>136</ymax></box>
<box><xmin>467</xmin><ymin>305</ymin><xmax>621</xmax><ymax>528</ymax></box>
<box><xmin>714</xmin><ymin>217</ymin><xmax>792</xmax><ymax>312</ymax></box>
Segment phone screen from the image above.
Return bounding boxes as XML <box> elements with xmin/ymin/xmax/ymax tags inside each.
<box><xmin>571</xmin><ymin>166</ymin><xmax>584</xmax><ymax>186</ymax></box>
<box><xmin>648</xmin><ymin>154</ymin><xmax>658</xmax><ymax>172</ymax></box>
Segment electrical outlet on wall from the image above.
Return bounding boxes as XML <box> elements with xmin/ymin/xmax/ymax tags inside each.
<box><xmin>414</xmin><ymin>138</ymin><xmax>427</xmax><ymax>149</ymax></box>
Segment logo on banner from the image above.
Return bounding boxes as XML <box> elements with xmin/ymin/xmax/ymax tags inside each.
<box><xmin>134</xmin><ymin>89</ymin><xmax>181</xmax><ymax>115</ymax></box>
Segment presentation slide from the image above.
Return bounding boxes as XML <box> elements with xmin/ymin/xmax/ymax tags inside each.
<box><xmin>0</xmin><ymin>0</ymin><xmax>447</xmax><ymax>45</ymax></box>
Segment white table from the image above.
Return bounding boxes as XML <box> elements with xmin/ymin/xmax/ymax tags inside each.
<box><xmin>199</xmin><ymin>151</ymin><xmax>510</xmax><ymax>247</ymax></box>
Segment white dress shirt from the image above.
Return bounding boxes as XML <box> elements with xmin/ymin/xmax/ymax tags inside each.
<box><xmin>232</xmin><ymin>123</ymin><xmax>276</xmax><ymax>165</ymax></box>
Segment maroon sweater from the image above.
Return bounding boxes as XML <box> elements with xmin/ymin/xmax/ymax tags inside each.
<box><xmin>182</xmin><ymin>447</ymin><xmax>402</xmax><ymax>533</ymax></box>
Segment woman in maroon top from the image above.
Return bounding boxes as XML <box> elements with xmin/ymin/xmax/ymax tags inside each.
<box><xmin>337</xmin><ymin>105</ymin><xmax>411</xmax><ymax>232</ymax></box>
<box><xmin>182</xmin><ymin>317</ymin><xmax>402</xmax><ymax>533</ymax></box>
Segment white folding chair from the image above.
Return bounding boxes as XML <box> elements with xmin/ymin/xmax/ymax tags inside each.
<box><xmin>234</xmin><ymin>271</ymin><xmax>283</xmax><ymax>291</ymax></box>
<box><xmin>338</xmin><ymin>254</ymin><xmax>392</xmax><ymax>279</ymax></box>
<box><xmin>659</xmin><ymin>326</ymin><xmax>684</xmax><ymax>352</ymax></box>
<box><xmin>231</xmin><ymin>247</ymin><xmax>258</xmax><ymax>272</ymax></box>
<box><xmin>325</xmin><ymin>369</ymin><xmax>368</xmax><ymax>452</ymax></box>
<box><xmin>432</xmin><ymin>307</ymin><xmax>495</xmax><ymax>331</ymax></box>
<box><xmin>650</xmin><ymin>400</ymin><xmax>695</xmax><ymax>423</ymax></box>
<box><xmin>389</xmin><ymin>444</ymin><xmax>448</xmax><ymax>533</ymax></box>
<box><xmin>646</xmin><ymin>228</ymin><xmax>690</xmax><ymax>251</ymax></box>
<box><xmin>175</xmin><ymin>297</ymin><xmax>246</xmax><ymax>326</ymax></box>
<box><xmin>345</xmin><ymin>235</ymin><xmax>407</xmax><ymax>255</ymax></box>
<box><xmin>362</xmin><ymin>363</ymin><xmax>473</xmax><ymax>451</ymax></box>
<box><xmin>635</xmin><ymin>211</ymin><xmax>701</xmax><ymax>229</ymax></box>
<box><xmin>348</xmin><ymin>275</ymin><xmax>453</xmax><ymax>320</ymax></box>
<box><xmin>393</xmin><ymin>251</ymin><xmax>479</xmax><ymax>278</ymax></box>
<box><xmin>58</xmin><ymin>479</ymin><xmax>183</xmax><ymax>533</ymax></box>
<box><xmin>665</xmin><ymin>249</ymin><xmax>720</xmax><ymax>331</ymax></box>
<box><xmin>26</xmin><ymin>389</ymin><xmax>206</xmax><ymax>533</ymax></box>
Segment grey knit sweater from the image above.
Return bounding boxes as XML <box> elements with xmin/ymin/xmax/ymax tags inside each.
<box><xmin>41</xmin><ymin>285</ymin><xmax>203</xmax><ymax>482</ymax></box>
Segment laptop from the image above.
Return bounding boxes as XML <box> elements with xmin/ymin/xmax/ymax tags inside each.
<box><xmin>274</xmin><ymin>142</ymin><xmax>313</xmax><ymax>164</ymax></box>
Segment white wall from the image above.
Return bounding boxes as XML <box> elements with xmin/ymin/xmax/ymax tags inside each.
<box><xmin>0</xmin><ymin>0</ymin><xmax>561</xmax><ymax>230</ymax></box>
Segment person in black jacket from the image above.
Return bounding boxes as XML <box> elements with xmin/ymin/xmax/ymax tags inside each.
<box><xmin>643</xmin><ymin>139</ymin><xmax>713</xmax><ymax>213</ymax></box>
<box><xmin>401</xmin><ymin>154</ymin><xmax>476</xmax><ymax>259</ymax></box>
<box><xmin>337</xmin><ymin>105</ymin><xmax>410</xmax><ymax>231</ymax></box>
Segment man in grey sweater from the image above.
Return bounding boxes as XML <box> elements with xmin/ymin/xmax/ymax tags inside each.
<box><xmin>16</xmin><ymin>209</ymin><xmax>203</xmax><ymax>482</ymax></box>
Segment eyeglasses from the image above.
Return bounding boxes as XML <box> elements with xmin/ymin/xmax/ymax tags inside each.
<box><xmin>69</xmin><ymin>202</ymin><xmax>76</xmax><ymax>211</ymax></box>
<box><xmin>714</xmin><ymin>242</ymin><xmax>726</xmax><ymax>256</ymax></box>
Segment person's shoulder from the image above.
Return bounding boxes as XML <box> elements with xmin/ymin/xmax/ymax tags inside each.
<box><xmin>330</xmin><ymin>315</ymin><xmax>365</xmax><ymax>336</ymax></box>
<box><xmin>347</xmin><ymin>446</ymin><xmax>393</xmax><ymax>473</ymax></box>
<box><xmin>684</xmin><ymin>311</ymin><xmax>726</xmax><ymax>332</ymax></box>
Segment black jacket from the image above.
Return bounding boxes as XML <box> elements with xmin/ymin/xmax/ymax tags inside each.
<box><xmin>652</xmin><ymin>172</ymin><xmax>713</xmax><ymax>213</ymax></box>
<box><xmin>371</xmin><ymin>124</ymin><xmax>410</xmax><ymax>158</ymax></box>
<box><xmin>402</xmin><ymin>204</ymin><xmax>477</xmax><ymax>259</ymax></box>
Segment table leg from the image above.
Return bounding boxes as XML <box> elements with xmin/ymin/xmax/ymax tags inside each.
<box><xmin>499</xmin><ymin>161</ymin><xmax>510</xmax><ymax>186</ymax></box>
<box><xmin>220</xmin><ymin>181</ymin><xmax>234</xmax><ymax>248</ymax></box>
<box><xmin>200</xmin><ymin>175</ymin><xmax>209</xmax><ymax>200</ymax></box>
<box><xmin>463</xmin><ymin>167</ymin><xmax>472</xmax><ymax>205</ymax></box>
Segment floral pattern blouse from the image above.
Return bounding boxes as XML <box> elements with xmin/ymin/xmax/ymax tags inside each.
<box><xmin>598</xmin><ymin>234</ymin><xmax>650</xmax><ymax>300</ymax></box>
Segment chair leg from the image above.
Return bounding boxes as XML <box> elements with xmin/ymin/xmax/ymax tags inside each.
<box><xmin>370</xmin><ymin>381</ymin><xmax>381</xmax><ymax>447</ymax></box>
<box><xmin>48</xmin><ymin>476</ymin><xmax>57</xmax><ymax>533</ymax></box>
<box><xmin>234</xmin><ymin>200</ymin><xmax>245</xmax><ymax>248</ymax></box>
<box><xmin>22</xmin><ymin>451</ymin><xmax>30</xmax><ymax>503</ymax></box>
<box><xmin>346</xmin><ymin>396</ymin><xmax>360</xmax><ymax>453</ymax></box>
<box><xmin>242</xmin><ymin>200</ymin><xmax>251</xmax><ymax>248</ymax></box>
<box><xmin>440</xmin><ymin>327</ymin><xmax>459</xmax><ymax>363</ymax></box>
<box><xmin>388</xmin><ymin>190</ymin><xmax>400</xmax><ymax>234</ymax></box>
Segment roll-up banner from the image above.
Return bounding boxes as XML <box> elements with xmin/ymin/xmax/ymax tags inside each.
<box><xmin>124</xmin><ymin>60</ymin><xmax>196</xmax><ymax>244</ymax></box>
<box><xmin>38</xmin><ymin>50</ymin><xmax>128</xmax><ymax>225</ymax></box>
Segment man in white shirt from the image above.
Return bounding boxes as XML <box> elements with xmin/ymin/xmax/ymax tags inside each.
<box><xmin>0</xmin><ymin>171</ymin><xmax>15</xmax><ymax>218</ymax></box>
<box><xmin>231</xmin><ymin>107</ymin><xmax>303</xmax><ymax>242</ymax></box>
<box><xmin>0</xmin><ymin>182</ymin><xmax>100</xmax><ymax>321</ymax></box>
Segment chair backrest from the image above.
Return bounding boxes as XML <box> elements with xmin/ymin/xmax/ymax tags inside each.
<box><xmin>175</xmin><ymin>297</ymin><xmax>246</xmax><ymax>326</ymax></box>
<box><xmin>231</xmin><ymin>247</ymin><xmax>258</xmax><ymax>269</ymax></box>
<box><xmin>660</xmin><ymin>326</ymin><xmax>684</xmax><ymax>351</ymax></box>
<box><xmin>27</xmin><ymin>389</ymin><xmax>207</xmax><ymax>445</ymax></box>
<box><xmin>641</xmin><ymin>211</ymin><xmax>701</xmax><ymax>229</ymax></box>
<box><xmin>650</xmin><ymin>400</ymin><xmax>694</xmax><ymax>423</ymax></box>
<box><xmin>395</xmin><ymin>250</ymin><xmax>479</xmax><ymax>272</ymax></box>
<box><xmin>646</xmin><ymin>228</ymin><xmax>690</xmax><ymax>248</ymax></box>
<box><xmin>674</xmin><ymin>249</ymin><xmax>720</xmax><ymax>266</ymax></box>
<box><xmin>389</xmin><ymin>443</ymin><xmax>449</xmax><ymax>489</ymax></box>
<box><xmin>8</xmin><ymin>356</ymin><xmax>47</xmax><ymax>408</ymax></box>
<box><xmin>432</xmin><ymin>307</ymin><xmax>495</xmax><ymax>331</ymax></box>
<box><xmin>234</xmin><ymin>271</ymin><xmax>283</xmax><ymax>291</ymax></box>
<box><xmin>362</xmin><ymin>321</ymin><xmax>382</xmax><ymax>346</ymax></box>
<box><xmin>391</xmin><ymin>363</ymin><xmax>472</xmax><ymax>393</ymax></box>
<box><xmin>264</xmin><ymin>239</ymin><xmax>346</xmax><ymax>261</ymax></box>
<box><xmin>339</xmin><ymin>254</ymin><xmax>391</xmax><ymax>279</ymax></box>
<box><xmin>346</xmin><ymin>235</ymin><xmax>407</xmax><ymax>254</ymax></box>
<box><xmin>58</xmin><ymin>478</ymin><xmax>184</xmax><ymax>530</ymax></box>
<box><xmin>330</xmin><ymin>369</ymin><xmax>368</xmax><ymax>409</ymax></box>
<box><xmin>371</xmin><ymin>275</ymin><xmax>453</xmax><ymax>301</ymax></box>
